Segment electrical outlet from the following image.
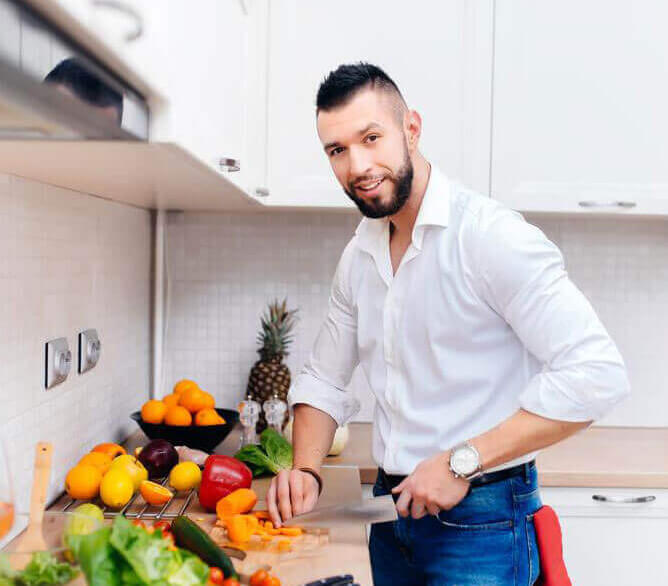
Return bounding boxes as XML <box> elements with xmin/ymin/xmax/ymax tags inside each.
<box><xmin>45</xmin><ymin>337</ymin><xmax>71</xmax><ymax>389</ymax></box>
<box><xmin>78</xmin><ymin>329</ymin><xmax>101</xmax><ymax>374</ymax></box>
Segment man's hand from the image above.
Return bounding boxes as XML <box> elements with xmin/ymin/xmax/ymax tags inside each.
<box><xmin>391</xmin><ymin>452</ymin><xmax>470</xmax><ymax>519</ymax></box>
<box><xmin>266</xmin><ymin>469</ymin><xmax>320</xmax><ymax>528</ymax></box>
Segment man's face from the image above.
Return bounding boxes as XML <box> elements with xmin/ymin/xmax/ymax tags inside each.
<box><xmin>317</xmin><ymin>89</ymin><xmax>414</xmax><ymax>218</ymax></box>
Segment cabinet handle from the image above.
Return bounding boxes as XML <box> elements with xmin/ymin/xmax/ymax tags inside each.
<box><xmin>218</xmin><ymin>158</ymin><xmax>240</xmax><ymax>172</ymax></box>
<box><xmin>91</xmin><ymin>0</ymin><xmax>144</xmax><ymax>42</ymax></box>
<box><xmin>592</xmin><ymin>494</ymin><xmax>656</xmax><ymax>504</ymax></box>
<box><xmin>578</xmin><ymin>201</ymin><xmax>637</xmax><ymax>209</ymax></box>
<box><xmin>254</xmin><ymin>187</ymin><xmax>270</xmax><ymax>197</ymax></box>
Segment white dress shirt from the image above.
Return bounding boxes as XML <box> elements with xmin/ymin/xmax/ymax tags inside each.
<box><xmin>288</xmin><ymin>166</ymin><xmax>630</xmax><ymax>475</ymax></box>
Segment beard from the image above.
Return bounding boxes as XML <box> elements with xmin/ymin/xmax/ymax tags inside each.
<box><xmin>343</xmin><ymin>151</ymin><xmax>414</xmax><ymax>219</ymax></box>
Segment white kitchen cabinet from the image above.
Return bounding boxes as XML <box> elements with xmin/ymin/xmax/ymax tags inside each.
<box><xmin>541</xmin><ymin>486</ymin><xmax>668</xmax><ymax>584</ymax></box>
<box><xmin>147</xmin><ymin>0</ymin><xmax>255</xmax><ymax>194</ymax></box>
<box><xmin>492</xmin><ymin>0</ymin><xmax>668</xmax><ymax>215</ymax></box>
<box><xmin>261</xmin><ymin>0</ymin><xmax>494</xmax><ymax>208</ymax></box>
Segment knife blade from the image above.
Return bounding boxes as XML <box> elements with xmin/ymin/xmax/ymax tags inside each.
<box><xmin>282</xmin><ymin>494</ymin><xmax>397</xmax><ymax>527</ymax></box>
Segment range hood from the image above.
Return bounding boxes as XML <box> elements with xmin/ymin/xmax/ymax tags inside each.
<box><xmin>0</xmin><ymin>0</ymin><xmax>149</xmax><ymax>140</ymax></box>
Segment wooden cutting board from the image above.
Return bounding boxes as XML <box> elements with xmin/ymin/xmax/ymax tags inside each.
<box><xmin>191</xmin><ymin>466</ymin><xmax>374</xmax><ymax>586</ymax></box>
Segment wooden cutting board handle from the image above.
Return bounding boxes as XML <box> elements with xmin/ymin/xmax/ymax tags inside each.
<box><xmin>28</xmin><ymin>442</ymin><xmax>52</xmax><ymax>532</ymax></box>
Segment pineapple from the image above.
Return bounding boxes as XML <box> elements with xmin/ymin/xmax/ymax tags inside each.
<box><xmin>246</xmin><ymin>299</ymin><xmax>298</xmax><ymax>433</ymax></box>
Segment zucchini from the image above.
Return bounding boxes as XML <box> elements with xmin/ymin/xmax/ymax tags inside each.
<box><xmin>172</xmin><ymin>515</ymin><xmax>238</xmax><ymax>579</ymax></box>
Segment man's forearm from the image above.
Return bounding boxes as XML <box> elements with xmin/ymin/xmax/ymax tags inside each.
<box><xmin>291</xmin><ymin>403</ymin><xmax>338</xmax><ymax>472</ymax></box>
<box><xmin>470</xmin><ymin>408</ymin><xmax>591</xmax><ymax>471</ymax></box>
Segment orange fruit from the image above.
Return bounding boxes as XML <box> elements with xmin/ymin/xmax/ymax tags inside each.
<box><xmin>173</xmin><ymin>379</ymin><xmax>199</xmax><ymax>396</ymax></box>
<box><xmin>162</xmin><ymin>394</ymin><xmax>180</xmax><ymax>409</ymax></box>
<box><xmin>78</xmin><ymin>452</ymin><xmax>113</xmax><ymax>475</ymax></box>
<box><xmin>140</xmin><ymin>480</ymin><xmax>174</xmax><ymax>505</ymax></box>
<box><xmin>91</xmin><ymin>443</ymin><xmax>126</xmax><ymax>459</ymax></box>
<box><xmin>179</xmin><ymin>388</ymin><xmax>215</xmax><ymax>413</ymax></box>
<box><xmin>164</xmin><ymin>405</ymin><xmax>192</xmax><ymax>426</ymax></box>
<box><xmin>141</xmin><ymin>400</ymin><xmax>168</xmax><ymax>424</ymax></box>
<box><xmin>65</xmin><ymin>464</ymin><xmax>102</xmax><ymax>500</ymax></box>
<box><xmin>195</xmin><ymin>408</ymin><xmax>225</xmax><ymax>426</ymax></box>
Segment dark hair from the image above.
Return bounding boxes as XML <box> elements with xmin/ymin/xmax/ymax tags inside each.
<box><xmin>316</xmin><ymin>62</ymin><xmax>405</xmax><ymax>113</ymax></box>
<box><xmin>44</xmin><ymin>58</ymin><xmax>123</xmax><ymax>124</ymax></box>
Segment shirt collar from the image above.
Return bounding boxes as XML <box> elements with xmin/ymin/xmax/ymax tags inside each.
<box><xmin>354</xmin><ymin>165</ymin><xmax>451</xmax><ymax>254</ymax></box>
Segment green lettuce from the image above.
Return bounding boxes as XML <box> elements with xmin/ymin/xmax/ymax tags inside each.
<box><xmin>235</xmin><ymin>428</ymin><xmax>293</xmax><ymax>477</ymax></box>
<box><xmin>67</xmin><ymin>516</ymin><xmax>209</xmax><ymax>586</ymax></box>
<box><xmin>0</xmin><ymin>551</ymin><xmax>78</xmax><ymax>586</ymax></box>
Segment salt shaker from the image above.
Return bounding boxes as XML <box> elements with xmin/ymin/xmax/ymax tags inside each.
<box><xmin>238</xmin><ymin>395</ymin><xmax>261</xmax><ymax>448</ymax></box>
<box><xmin>263</xmin><ymin>393</ymin><xmax>288</xmax><ymax>434</ymax></box>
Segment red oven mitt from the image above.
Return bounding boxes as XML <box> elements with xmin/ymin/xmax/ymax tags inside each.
<box><xmin>533</xmin><ymin>505</ymin><xmax>572</xmax><ymax>586</ymax></box>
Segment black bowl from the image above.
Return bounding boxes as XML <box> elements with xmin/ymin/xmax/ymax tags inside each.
<box><xmin>130</xmin><ymin>408</ymin><xmax>239</xmax><ymax>453</ymax></box>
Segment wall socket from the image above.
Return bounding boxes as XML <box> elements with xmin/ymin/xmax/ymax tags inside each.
<box><xmin>78</xmin><ymin>329</ymin><xmax>101</xmax><ymax>374</ymax></box>
<box><xmin>45</xmin><ymin>337</ymin><xmax>72</xmax><ymax>389</ymax></box>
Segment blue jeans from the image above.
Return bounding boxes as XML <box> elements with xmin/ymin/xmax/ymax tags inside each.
<box><xmin>369</xmin><ymin>464</ymin><xmax>542</xmax><ymax>586</ymax></box>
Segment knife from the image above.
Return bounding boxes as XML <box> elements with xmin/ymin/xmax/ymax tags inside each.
<box><xmin>282</xmin><ymin>494</ymin><xmax>397</xmax><ymax>527</ymax></box>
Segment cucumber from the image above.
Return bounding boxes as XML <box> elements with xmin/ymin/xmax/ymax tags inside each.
<box><xmin>172</xmin><ymin>515</ymin><xmax>238</xmax><ymax>579</ymax></box>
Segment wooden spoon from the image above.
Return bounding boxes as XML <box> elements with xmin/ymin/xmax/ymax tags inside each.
<box><xmin>11</xmin><ymin>442</ymin><xmax>52</xmax><ymax>563</ymax></box>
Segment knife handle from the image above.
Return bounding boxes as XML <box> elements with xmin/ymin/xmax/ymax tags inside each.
<box><xmin>303</xmin><ymin>575</ymin><xmax>354</xmax><ymax>586</ymax></box>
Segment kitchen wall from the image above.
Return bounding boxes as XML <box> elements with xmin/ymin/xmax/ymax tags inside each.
<box><xmin>164</xmin><ymin>209</ymin><xmax>668</xmax><ymax>429</ymax></box>
<box><xmin>0</xmin><ymin>173</ymin><xmax>152</xmax><ymax>533</ymax></box>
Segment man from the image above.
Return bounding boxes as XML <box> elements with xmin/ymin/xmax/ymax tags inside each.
<box><xmin>267</xmin><ymin>63</ymin><xmax>629</xmax><ymax>585</ymax></box>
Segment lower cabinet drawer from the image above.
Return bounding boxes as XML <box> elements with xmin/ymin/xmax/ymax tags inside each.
<box><xmin>540</xmin><ymin>486</ymin><xmax>668</xmax><ymax>584</ymax></box>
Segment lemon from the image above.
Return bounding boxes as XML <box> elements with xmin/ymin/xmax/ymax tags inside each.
<box><xmin>109</xmin><ymin>455</ymin><xmax>148</xmax><ymax>491</ymax></box>
<box><xmin>100</xmin><ymin>468</ymin><xmax>134</xmax><ymax>508</ymax></box>
<box><xmin>169</xmin><ymin>462</ymin><xmax>202</xmax><ymax>491</ymax></box>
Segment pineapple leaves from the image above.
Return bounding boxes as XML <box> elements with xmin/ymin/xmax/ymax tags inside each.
<box><xmin>255</xmin><ymin>298</ymin><xmax>298</xmax><ymax>360</ymax></box>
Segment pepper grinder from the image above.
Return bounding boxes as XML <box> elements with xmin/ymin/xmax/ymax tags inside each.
<box><xmin>238</xmin><ymin>395</ymin><xmax>261</xmax><ymax>449</ymax></box>
<box><xmin>263</xmin><ymin>393</ymin><xmax>288</xmax><ymax>434</ymax></box>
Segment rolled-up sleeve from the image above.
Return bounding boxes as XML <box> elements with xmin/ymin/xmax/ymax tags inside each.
<box><xmin>287</xmin><ymin>242</ymin><xmax>361</xmax><ymax>426</ymax></box>
<box><xmin>476</xmin><ymin>208</ymin><xmax>630</xmax><ymax>422</ymax></box>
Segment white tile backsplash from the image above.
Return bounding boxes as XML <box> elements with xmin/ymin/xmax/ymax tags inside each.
<box><xmin>0</xmin><ymin>174</ymin><xmax>152</xmax><ymax>524</ymax></box>
<box><xmin>164</xmin><ymin>210</ymin><xmax>668</xmax><ymax>429</ymax></box>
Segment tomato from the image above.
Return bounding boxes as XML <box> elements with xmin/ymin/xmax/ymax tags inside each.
<box><xmin>249</xmin><ymin>570</ymin><xmax>269</xmax><ymax>586</ymax></box>
<box><xmin>153</xmin><ymin>520</ymin><xmax>172</xmax><ymax>534</ymax></box>
<box><xmin>221</xmin><ymin>579</ymin><xmax>240</xmax><ymax>586</ymax></box>
<box><xmin>208</xmin><ymin>567</ymin><xmax>224</xmax><ymax>585</ymax></box>
<box><xmin>262</xmin><ymin>576</ymin><xmax>281</xmax><ymax>586</ymax></box>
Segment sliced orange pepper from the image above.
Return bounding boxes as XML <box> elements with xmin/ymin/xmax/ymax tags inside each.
<box><xmin>252</xmin><ymin>510</ymin><xmax>271</xmax><ymax>520</ymax></box>
<box><xmin>226</xmin><ymin>514</ymin><xmax>253</xmax><ymax>543</ymax></box>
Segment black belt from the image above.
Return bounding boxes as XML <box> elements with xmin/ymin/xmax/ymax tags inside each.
<box><xmin>379</xmin><ymin>460</ymin><xmax>536</xmax><ymax>492</ymax></box>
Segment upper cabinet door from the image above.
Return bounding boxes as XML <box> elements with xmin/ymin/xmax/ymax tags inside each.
<box><xmin>492</xmin><ymin>0</ymin><xmax>668</xmax><ymax>215</ymax></box>
<box><xmin>148</xmin><ymin>0</ymin><xmax>251</xmax><ymax>191</ymax></box>
<box><xmin>261</xmin><ymin>0</ymin><xmax>494</xmax><ymax>208</ymax></box>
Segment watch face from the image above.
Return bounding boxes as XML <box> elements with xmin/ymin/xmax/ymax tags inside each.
<box><xmin>451</xmin><ymin>445</ymin><xmax>479</xmax><ymax>476</ymax></box>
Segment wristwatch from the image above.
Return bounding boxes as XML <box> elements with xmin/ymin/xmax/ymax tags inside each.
<box><xmin>449</xmin><ymin>442</ymin><xmax>483</xmax><ymax>481</ymax></box>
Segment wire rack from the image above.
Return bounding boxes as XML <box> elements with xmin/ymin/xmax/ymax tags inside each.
<box><xmin>60</xmin><ymin>475</ymin><xmax>197</xmax><ymax>520</ymax></box>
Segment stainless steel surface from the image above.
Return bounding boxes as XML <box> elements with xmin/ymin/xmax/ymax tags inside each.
<box><xmin>78</xmin><ymin>328</ymin><xmax>101</xmax><ymax>374</ymax></box>
<box><xmin>578</xmin><ymin>201</ymin><xmax>637</xmax><ymax>209</ymax></box>
<box><xmin>91</xmin><ymin>0</ymin><xmax>144</xmax><ymax>42</ymax></box>
<box><xmin>218</xmin><ymin>157</ymin><xmax>241</xmax><ymax>172</ymax></box>
<box><xmin>61</xmin><ymin>475</ymin><xmax>198</xmax><ymax>519</ymax></box>
<box><xmin>0</xmin><ymin>0</ymin><xmax>149</xmax><ymax>139</ymax></box>
<box><xmin>283</xmin><ymin>494</ymin><xmax>398</xmax><ymax>527</ymax></box>
<box><xmin>592</xmin><ymin>494</ymin><xmax>656</xmax><ymax>504</ymax></box>
<box><xmin>45</xmin><ymin>337</ymin><xmax>71</xmax><ymax>389</ymax></box>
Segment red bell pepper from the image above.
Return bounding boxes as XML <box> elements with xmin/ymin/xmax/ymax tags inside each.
<box><xmin>199</xmin><ymin>455</ymin><xmax>252</xmax><ymax>511</ymax></box>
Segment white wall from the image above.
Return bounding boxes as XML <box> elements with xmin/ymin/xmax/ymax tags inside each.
<box><xmin>0</xmin><ymin>173</ymin><xmax>152</xmax><ymax>528</ymax></box>
<box><xmin>163</xmin><ymin>209</ymin><xmax>668</xmax><ymax>428</ymax></box>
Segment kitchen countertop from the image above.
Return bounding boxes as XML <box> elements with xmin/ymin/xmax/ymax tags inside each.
<box><xmin>123</xmin><ymin>422</ymin><xmax>668</xmax><ymax>488</ymax></box>
<box><xmin>218</xmin><ymin>423</ymin><xmax>668</xmax><ymax>489</ymax></box>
